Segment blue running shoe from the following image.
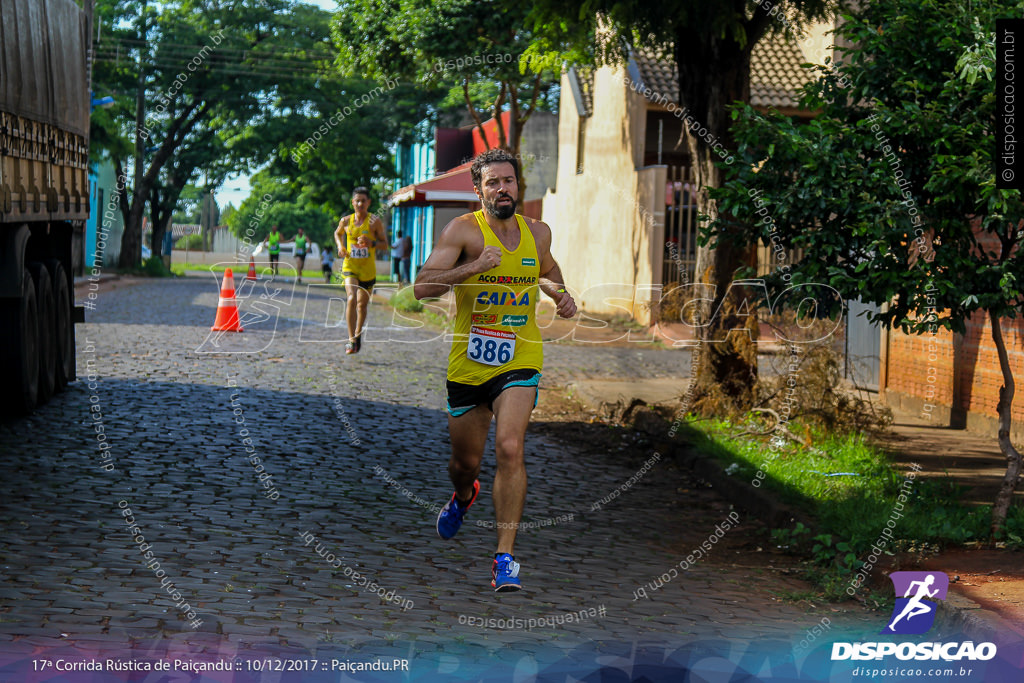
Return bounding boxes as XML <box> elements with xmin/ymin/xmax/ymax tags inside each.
<box><xmin>436</xmin><ymin>479</ymin><xmax>480</xmax><ymax>539</ymax></box>
<box><xmin>492</xmin><ymin>553</ymin><xmax>521</xmax><ymax>592</ymax></box>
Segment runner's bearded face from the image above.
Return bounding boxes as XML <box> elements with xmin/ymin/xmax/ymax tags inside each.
<box><xmin>479</xmin><ymin>164</ymin><xmax>518</xmax><ymax>219</ymax></box>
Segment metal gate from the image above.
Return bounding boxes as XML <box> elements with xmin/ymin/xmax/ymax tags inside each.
<box><xmin>844</xmin><ymin>298</ymin><xmax>882</xmax><ymax>391</ymax></box>
<box><xmin>663</xmin><ymin>165</ymin><xmax>699</xmax><ymax>285</ymax></box>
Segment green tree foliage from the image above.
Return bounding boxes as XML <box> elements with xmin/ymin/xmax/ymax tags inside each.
<box><xmin>712</xmin><ymin>0</ymin><xmax>1024</xmax><ymax>535</ymax></box>
<box><xmin>334</xmin><ymin>0</ymin><xmax>561</xmax><ymax>188</ymax></box>
<box><xmin>91</xmin><ymin>0</ymin><xmax>432</xmax><ymax>267</ymax></box>
<box><xmin>171</xmin><ymin>184</ymin><xmax>204</xmax><ymax>225</ymax></box>
<box><xmin>526</xmin><ymin>0</ymin><xmax>832</xmax><ymax>411</ymax></box>
<box><xmin>92</xmin><ymin>0</ymin><xmax>324</xmax><ymax>266</ymax></box>
<box><xmin>227</xmin><ymin>171</ymin><xmax>335</xmax><ymax>250</ymax></box>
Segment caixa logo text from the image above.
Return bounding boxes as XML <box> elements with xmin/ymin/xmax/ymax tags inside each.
<box><xmin>831</xmin><ymin>641</ymin><xmax>996</xmax><ymax>662</ymax></box>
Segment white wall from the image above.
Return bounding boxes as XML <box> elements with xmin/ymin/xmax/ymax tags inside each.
<box><xmin>541</xmin><ymin>67</ymin><xmax>661</xmax><ymax>324</ymax></box>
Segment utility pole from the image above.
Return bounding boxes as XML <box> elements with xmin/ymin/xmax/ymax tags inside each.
<box><xmin>132</xmin><ymin>1</ymin><xmax>147</xmax><ymax>265</ymax></box>
<box><xmin>200</xmin><ymin>169</ymin><xmax>211</xmax><ymax>252</ymax></box>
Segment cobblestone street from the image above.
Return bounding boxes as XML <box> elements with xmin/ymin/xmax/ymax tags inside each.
<box><xmin>0</xmin><ymin>275</ymin><xmax>880</xmax><ymax>680</ymax></box>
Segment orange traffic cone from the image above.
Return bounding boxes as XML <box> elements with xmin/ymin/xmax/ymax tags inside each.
<box><xmin>246</xmin><ymin>256</ymin><xmax>257</xmax><ymax>281</ymax></box>
<box><xmin>211</xmin><ymin>268</ymin><xmax>244</xmax><ymax>332</ymax></box>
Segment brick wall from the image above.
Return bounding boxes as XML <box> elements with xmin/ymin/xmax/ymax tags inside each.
<box><xmin>886</xmin><ymin>322</ymin><xmax>956</xmax><ymax>412</ymax></box>
<box><xmin>887</xmin><ymin>311</ymin><xmax>1024</xmax><ymax>432</ymax></box>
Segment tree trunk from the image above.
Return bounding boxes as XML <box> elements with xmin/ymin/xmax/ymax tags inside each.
<box><xmin>676</xmin><ymin>24</ymin><xmax>759</xmax><ymax>413</ymax></box>
<box><xmin>149</xmin><ymin>184</ymin><xmax>181</xmax><ymax>260</ymax></box>
<box><xmin>119</xmin><ymin>192</ymin><xmax>146</xmax><ymax>269</ymax></box>
<box><xmin>989</xmin><ymin>310</ymin><xmax>1023</xmax><ymax>538</ymax></box>
<box><xmin>118</xmin><ymin>100</ymin><xmax>207</xmax><ymax>269</ymax></box>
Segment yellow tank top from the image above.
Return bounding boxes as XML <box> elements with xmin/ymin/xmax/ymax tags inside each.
<box><xmin>342</xmin><ymin>215</ymin><xmax>376</xmax><ymax>280</ymax></box>
<box><xmin>447</xmin><ymin>211</ymin><xmax>543</xmax><ymax>384</ymax></box>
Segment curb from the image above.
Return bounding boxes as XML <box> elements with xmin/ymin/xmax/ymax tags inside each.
<box><xmin>566</xmin><ymin>380</ymin><xmax>1022</xmax><ymax>639</ymax></box>
<box><xmin>73</xmin><ymin>273</ymin><xmax>120</xmax><ymax>288</ymax></box>
<box><xmin>936</xmin><ymin>590</ymin><xmax>1022</xmax><ymax>643</ymax></box>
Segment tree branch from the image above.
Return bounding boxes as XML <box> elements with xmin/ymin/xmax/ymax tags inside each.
<box><xmin>463</xmin><ymin>78</ymin><xmax>490</xmax><ymax>151</ymax></box>
<box><xmin>493</xmin><ymin>82</ymin><xmax>508</xmax><ymax>149</ymax></box>
<box><xmin>989</xmin><ymin>309</ymin><xmax>1023</xmax><ymax>538</ymax></box>
<box><xmin>508</xmin><ymin>81</ymin><xmax>521</xmax><ymax>152</ymax></box>
<box><xmin>746</xmin><ymin>0</ymin><xmax>781</xmax><ymax>47</ymax></box>
<box><xmin>521</xmin><ymin>73</ymin><xmax>544</xmax><ymax>124</ymax></box>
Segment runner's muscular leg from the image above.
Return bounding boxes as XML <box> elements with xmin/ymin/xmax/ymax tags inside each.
<box><xmin>355</xmin><ymin>287</ymin><xmax>370</xmax><ymax>337</ymax></box>
<box><xmin>344</xmin><ymin>278</ymin><xmax>360</xmax><ymax>340</ymax></box>
<box><xmin>491</xmin><ymin>386</ymin><xmax>535</xmax><ymax>556</ymax></box>
<box><xmin>448</xmin><ymin>406</ymin><xmax>492</xmax><ymax>502</ymax></box>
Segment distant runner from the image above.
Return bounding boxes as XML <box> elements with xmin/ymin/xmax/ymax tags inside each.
<box><xmin>265</xmin><ymin>225</ymin><xmax>282</xmax><ymax>279</ymax></box>
<box><xmin>334</xmin><ymin>187</ymin><xmax>387</xmax><ymax>354</ymax></box>
<box><xmin>414</xmin><ymin>149</ymin><xmax>576</xmax><ymax>592</ymax></box>
<box><xmin>320</xmin><ymin>243</ymin><xmax>335</xmax><ymax>284</ymax></box>
<box><xmin>293</xmin><ymin>228</ymin><xmax>308</xmax><ymax>284</ymax></box>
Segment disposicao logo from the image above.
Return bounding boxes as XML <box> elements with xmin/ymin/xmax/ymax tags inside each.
<box><xmin>831</xmin><ymin>571</ymin><xmax>997</xmax><ymax>662</ymax></box>
<box><xmin>883</xmin><ymin>571</ymin><xmax>947</xmax><ymax>635</ymax></box>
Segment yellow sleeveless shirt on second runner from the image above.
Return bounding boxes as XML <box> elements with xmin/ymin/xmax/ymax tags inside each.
<box><xmin>342</xmin><ymin>215</ymin><xmax>376</xmax><ymax>281</ymax></box>
<box><xmin>447</xmin><ymin>211</ymin><xmax>543</xmax><ymax>385</ymax></box>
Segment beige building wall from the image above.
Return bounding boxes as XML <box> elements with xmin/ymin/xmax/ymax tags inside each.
<box><xmin>543</xmin><ymin>66</ymin><xmax>664</xmax><ymax>325</ymax></box>
<box><xmin>791</xmin><ymin>17</ymin><xmax>841</xmax><ymax>66</ymax></box>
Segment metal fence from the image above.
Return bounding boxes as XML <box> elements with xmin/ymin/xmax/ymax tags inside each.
<box><xmin>663</xmin><ymin>165</ymin><xmax>699</xmax><ymax>286</ymax></box>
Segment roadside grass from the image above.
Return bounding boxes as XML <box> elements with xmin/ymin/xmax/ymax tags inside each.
<box><xmin>122</xmin><ymin>256</ymin><xmax>174</xmax><ymax>277</ymax></box>
<box><xmin>389</xmin><ymin>286</ymin><xmax>423</xmax><ymax>313</ymax></box>
<box><xmin>387</xmin><ymin>287</ymin><xmax>451</xmax><ymax>330</ymax></box>
<box><xmin>170</xmin><ymin>262</ymin><xmax>329</xmax><ymax>279</ymax></box>
<box><xmin>682</xmin><ymin>417</ymin><xmax>1024</xmax><ymax>600</ymax></box>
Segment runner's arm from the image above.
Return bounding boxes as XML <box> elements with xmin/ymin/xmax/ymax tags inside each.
<box><xmin>414</xmin><ymin>221</ymin><xmax>497</xmax><ymax>299</ymax></box>
<box><xmin>535</xmin><ymin>221</ymin><xmax>577</xmax><ymax>319</ymax></box>
<box><xmin>371</xmin><ymin>217</ymin><xmax>389</xmax><ymax>252</ymax></box>
<box><xmin>334</xmin><ymin>220</ymin><xmax>348</xmax><ymax>258</ymax></box>
<box><xmin>539</xmin><ymin>261</ymin><xmax>576</xmax><ymax>319</ymax></box>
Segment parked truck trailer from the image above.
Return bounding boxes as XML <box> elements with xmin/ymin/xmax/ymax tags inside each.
<box><xmin>0</xmin><ymin>0</ymin><xmax>92</xmax><ymax>413</ymax></box>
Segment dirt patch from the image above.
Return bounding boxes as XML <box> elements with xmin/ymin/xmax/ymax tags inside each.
<box><xmin>920</xmin><ymin>549</ymin><xmax>1024</xmax><ymax>634</ymax></box>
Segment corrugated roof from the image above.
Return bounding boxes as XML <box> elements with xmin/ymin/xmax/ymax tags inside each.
<box><xmin>630</xmin><ymin>38</ymin><xmax>812</xmax><ymax>111</ymax></box>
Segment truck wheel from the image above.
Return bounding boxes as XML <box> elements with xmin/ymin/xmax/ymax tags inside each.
<box><xmin>0</xmin><ymin>268</ymin><xmax>40</xmax><ymax>414</ymax></box>
<box><xmin>28</xmin><ymin>262</ymin><xmax>57</xmax><ymax>403</ymax></box>
<box><xmin>46</xmin><ymin>260</ymin><xmax>73</xmax><ymax>390</ymax></box>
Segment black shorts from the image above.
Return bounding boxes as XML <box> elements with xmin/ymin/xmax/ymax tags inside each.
<box><xmin>269</xmin><ymin>252</ymin><xmax>280</xmax><ymax>262</ymax></box>
<box><xmin>446</xmin><ymin>369</ymin><xmax>541</xmax><ymax>417</ymax></box>
<box><xmin>343</xmin><ymin>275</ymin><xmax>376</xmax><ymax>292</ymax></box>
<box><xmin>295</xmin><ymin>251</ymin><xmax>306</xmax><ymax>259</ymax></box>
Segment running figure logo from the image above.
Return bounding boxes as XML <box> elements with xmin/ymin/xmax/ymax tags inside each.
<box><xmin>882</xmin><ymin>571</ymin><xmax>949</xmax><ymax>635</ymax></box>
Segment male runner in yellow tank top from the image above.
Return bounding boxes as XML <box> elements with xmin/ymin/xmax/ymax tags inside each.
<box><xmin>414</xmin><ymin>149</ymin><xmax>576</xmax><ymax>591</ymax></box>
<box><xmin>334</xmin><ymin>187</ymin><xmax>388</xmax><ymax>354</ymax></box>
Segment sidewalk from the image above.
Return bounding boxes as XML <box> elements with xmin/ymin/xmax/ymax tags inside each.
<box><xmin>880</xmin><ymin>407</ymin><xmax>1024</xmax><ymax>639</ymax></box>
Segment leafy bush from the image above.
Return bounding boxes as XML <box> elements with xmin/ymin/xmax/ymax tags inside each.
<box><xmin>175</xmin><ymin>234</ymin><xmax>204</xmax><ymax>250</ymax></box>
<box><xmin>141</xmin><ymin>256</ymin><xmax>171</xmax><ymax>277</ymax></box>
<box><xmin>390</xmin><ymin>286</ymin><xmax>423</xmax><ymax>313</ymax></box>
